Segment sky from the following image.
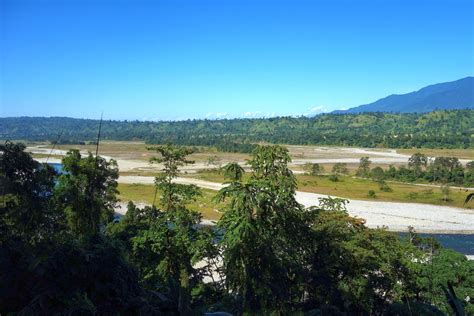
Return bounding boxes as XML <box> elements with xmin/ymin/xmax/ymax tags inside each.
<box><xmin>1</xmin><ymin>0</ymin><xmax>473</xmax><ymax>120</ymax></box>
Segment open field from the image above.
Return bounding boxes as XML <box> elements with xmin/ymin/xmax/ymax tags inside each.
<box><xmin>297</xmin><ymin>174</ymin><xmax>471</xmax><ymax>208</ymax></box>
<box><xmin>117</xmin><ymin>183</ymin><xmax>224</xmax><ymax>220</ymax></box>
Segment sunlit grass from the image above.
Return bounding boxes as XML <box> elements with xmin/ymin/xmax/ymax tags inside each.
<box><xmin>183</xmin><ymin>170</ymin><xmax>471</xmax><ymax>208</ymax></box>
<box><xmin>296</xmin><ymin>174</ymin><xmax>470</xmax><ymax>208</ymax></box>
<box><xmin>117</xmin><ymin>183</ymin><xmax>224</xmax><ymax>220</ymax></box>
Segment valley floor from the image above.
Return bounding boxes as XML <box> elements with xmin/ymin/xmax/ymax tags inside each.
<box><xmin>28</xmin><ymin>142</ymin><xmax>474</xmax><ymax>234</ymax></box>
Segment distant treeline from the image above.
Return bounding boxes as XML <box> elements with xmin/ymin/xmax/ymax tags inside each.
<box><xmin>1</xmin><ymin>109</ymin><xmax>473</xmax><ymax>150</ymax></box>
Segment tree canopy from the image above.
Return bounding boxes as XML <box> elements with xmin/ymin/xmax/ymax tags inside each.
<box><xmin>1</xmin><ymin>142</ymin><xmax>473</xmax><ymax>315</ymax></box>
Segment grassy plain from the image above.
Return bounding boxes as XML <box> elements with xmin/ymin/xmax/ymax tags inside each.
<box><xmin>296</xmin><ymin>174</ymin><xmax>470</xmax><ymax>208</ymax></box>
<box><xmin>117</xmin><ymin>183</ymin><xmax>224</xmax><ymax>220</ymax></box>
<box><xmin>186</xmin><ymin>170</ymin><xmax>471</xmax><ymax>208</ymax></box>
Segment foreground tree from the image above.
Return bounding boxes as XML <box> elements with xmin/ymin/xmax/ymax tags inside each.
<box><xmin>222</xmin><ymin>162</ymin><xmax>245</xmax><ymax>182</ymax></box>
<box><xmin>53</xmin><ymin>149</ymin><xmax>119</xmax><ymax>237</ymax></box>
<box><xmin>2</xmin><ymin>142</ymin><xmax>472</xmax><ymax>314</ymax></box>
<box><xmin>216</xmin><ymin>145</ymin><xmax>309</xmax><ymax>313</ymax></box>
<box><xmin>132</xmin><ymin>145</ymin><xmax>210</xmax><ymax>314</ymax></box>
<box><xmin>0</xmin><ymin>141</ymin><xmax>59</xmax><ymax>244</ymax></box>
<box><xmin>1</xmin><ymin>143</ymin><xmax>167</xmax><ymax>315</ymax></box>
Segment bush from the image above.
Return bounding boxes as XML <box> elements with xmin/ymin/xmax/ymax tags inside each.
<box><xmin>407</xmin><ymin>192</ymin><xmax>418</xmax><ymax>199</ymax></box>
<box><xmin>304</xmin><ymin>163</ymin><xmax>324</xmax><ymax>176</ymax></box>
<box><xmin>440</xmin><ymin>185</ymin><xmax>451</xmax><ymax>202</ymax></box>
<box><xmin>329</xmin><ymin>174</ymin><xmax>339</xmax><ymax>182</ymax></box>
<box><xmin>421</xmin><ymin>189</ymin><xmax>434</xmax><ymax>196</ymax></box>
<box><xmin>367</xmin><ymin>190</ymin><xmax>376</xmax><ymax>198</ymax></box>
<box><xmin>379</xmin><ymin>181</ymin><xmax>393</xmax><ymax>192</ymax></box>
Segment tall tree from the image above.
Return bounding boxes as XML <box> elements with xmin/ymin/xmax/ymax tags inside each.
<box><xmin>0</xmin><ymin>141</ymin><xmax>60</xmax><ymax>244</ymax></box>
<box><xmin>428</xmin><ymin>157</ymin><xmax>464</xmax><ymax>184</ymax></box>
<box><xmin>132</xmin><ymin>145</ymin><xmax>207</xmax><ymax>315</ymax></box>
<box><xmin>216</xmin><ymin>145</ymin><xmax>308</xmax><ymax>313</ymax></box>
<box><xmin>222</xmin><ymin>162</ymin><xmax>245</xmax><ymax>182</ymax></box>
<box><xmin>408</xmin><ymin>153</ymin><xmax>428</xmax><ymax>177</ymax></box>
<box><xmin>53</xmin><ymin>149</ymin><xmax>119</xmax><ymax>237</ymax></box>
<box><xmin>356</xmin><ymin>156</ymin><xmax>372</xmax><ymax>177</ymax></box>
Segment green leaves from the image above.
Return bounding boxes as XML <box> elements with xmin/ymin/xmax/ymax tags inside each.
<box><xmin>217</xmin><ymin>145</ymin><xmax>308</xmax><ymax>313</ymax></box>
<box><xmin>464</xmin><ymin>193</ymin><xmax>474</xmax><ymax>206</ymax></box>
<box><xmin>54</xmin><ymin>150</ymin><xmax>119</xmax><ymax>238</ymax></box>
<box><xmin>0</xmin><ymin>141</ymin><xmax>59</xmax><ymax>244</ymax></box>
<box><xmin>148</xmin><ymin>144</ymin><xmax>194</xmax><ymax>183</ymax></box>
<box><xmin>130</xmin><ymin>144</ymin><xmax>214</xmax><ymax>313</ymax></box>
<box><xmin>356</xmin><ymin>156</ymin><xmax>372</xmax><ymax>177</ymax></box>
<box><xmin>222</xmin><ymin>162</ymin><xmax>245</xmax><ymax>182</ymax></box>
<box><xmin>3</xmin><ymin>142</ymin><xmax>474</xmax><ymax>314</ymax></box>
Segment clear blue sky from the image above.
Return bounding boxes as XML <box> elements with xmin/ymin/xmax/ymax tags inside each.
<box><xmin>1</xmin><ymin>0</ymin><xmax>473</xmax><ymax>120</ymax></box>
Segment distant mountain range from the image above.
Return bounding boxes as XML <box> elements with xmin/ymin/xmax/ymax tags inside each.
<box><xmin>335</xmin><ymin>77</ymin><xmax>474</xmax><ymax>113</ymax></box>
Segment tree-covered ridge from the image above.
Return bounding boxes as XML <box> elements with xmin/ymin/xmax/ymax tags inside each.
<box><xmin>1</xmin><ymin>109</ymin><xmax>473</xmax><ymax>149</ymax></box>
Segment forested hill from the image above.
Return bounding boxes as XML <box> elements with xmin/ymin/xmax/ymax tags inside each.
<box><xmin>1</xmin><ymin>109</ymin><xmax>473</xmax><ymax>149</ymax></box>
<box><xmin>336</xmin><ymin>77</ymin><xmax>474</xmax><ymax>113</ymax></box>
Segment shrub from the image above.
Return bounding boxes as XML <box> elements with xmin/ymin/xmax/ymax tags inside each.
<box><xmin>367</xmin><ymin>190</ymin><xmax>376</xmax><ymax>198</ymax></box>
<box><xmin>303</xmin><ymin>163</ymin><xmax>324</xmax><ymax>176</ymax></box>
<box><xmin>379</xmin><ymin>181</ymin><xmax>393</xmax><ymax>192</ymax></box>
<box><xmin>407</xmin><ymin>192</ymin><xmax>418</xmax><ymax>199</ymax></box>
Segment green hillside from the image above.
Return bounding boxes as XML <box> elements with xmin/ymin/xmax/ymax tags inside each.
<box><xmin>1</xmin><ymin>109</ymin><xmax>472</xmax><ymax>149</ymax></box>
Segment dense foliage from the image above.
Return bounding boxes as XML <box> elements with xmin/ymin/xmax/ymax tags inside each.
<box><xmin>355</xmin><ymin>154</ymin><xmax>474</xmax><ymax>187</ymax></box>
<box><xmin>1</xmin><ymin>109</ymin><xmax>473</xmax><ymax>150</ymax></box>
<box><xmin>1</xmin><ymin>142</ymin><xmax>473</xmax><ymax>315</ymax></box>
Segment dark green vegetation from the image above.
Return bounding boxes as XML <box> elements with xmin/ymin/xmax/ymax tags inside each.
<box><xmin>336</xmin><ymin>76</ymin><xmax>474</xmax><ymax>113</ymax></box>
<box><xmin>1</xmin><ymin>109</ymin><xmax>473</xmax><ymax>150</ymax></box>
<box><xmin>353</xmin><ymin>154</ymin><xmax>474</xmax><ymax>187</ymax></box>
<box><xmin>1</xmin><ymin>142</ymin><xmax>473</xmax><ymax>315</ymax></box>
